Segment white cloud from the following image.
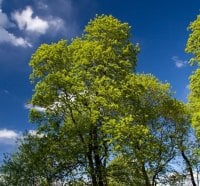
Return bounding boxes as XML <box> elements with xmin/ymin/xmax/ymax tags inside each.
<box><xmin>0</xmin><ymin>0</ymin><xmax>77</xmax><ymax>47</ymax></box>
<box><xmin>12</xmin><ymin>6</ymin><xmax>66</xmax><ymax>36</ymax></box>
<box><xmin>0</xmin><ymin>129</ymin><xmax>18</xmax><ymax>139</ymax></box>
<box><xmin>0</xmin><ymin>2</ymin><xmax>31</xmax><ymax>47</ymax></box>
<box><xmin>172</xmin><ymin>56</ymin><xmax>188</xmax><ymax>68</ymax></box>
<box><xmin>0</xmin><ymin>129</ymin><xmax>20</xmax><ymax>145</ymax></box>
<box><xmin>12</xmin><ymin>6</ymin><xmax>49</xmax><ymax>34</ymax></box>
<box><xmin>25</xmin><ymin>103</ymin><xmax>46</xmax><ymax>112</ymax></box>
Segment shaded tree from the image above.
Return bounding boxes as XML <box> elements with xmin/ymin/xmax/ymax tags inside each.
<box><xmin>1</xmin><ymin>132</ymin><xmax>80</xmax><ymax>186</ymax></box>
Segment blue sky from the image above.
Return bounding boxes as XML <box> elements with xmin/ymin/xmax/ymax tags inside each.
<box><xmin>0</xmin><ymin>0</ymin><xmax>199</xmax><ymax>162</ymax></box>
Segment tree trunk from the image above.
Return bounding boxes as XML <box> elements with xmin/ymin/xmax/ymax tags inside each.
<box><xmin>93</xmin><ymin>127</ymin><xmax>107</xmax><ymax>186</ymax></box>
<box><xmin>181</xmin><ymin>150</ymin><xmax>197</xmax><ymax>186</ymax></box>
<box><xmin>87</xmin><ymin>145</ymin><xmax>98</xmax><ymax>186</ymax></box>
<box><xmin>142</xmin><ymin>163</ymin><xmax>151</xmax><ymax>186</ymax></box>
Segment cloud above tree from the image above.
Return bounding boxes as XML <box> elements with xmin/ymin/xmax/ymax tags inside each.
<box><xmin>0</xmin><ymin>2</ymin><xmax>31</xmax><ymax>47</ymax></box>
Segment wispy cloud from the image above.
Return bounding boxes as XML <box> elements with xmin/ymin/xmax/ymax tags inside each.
<box><xmin>48</xmin><ymin>16</ymin><xmax>65</xmax><ymax>32</ymax></box>
<box><xmin>0</xmin><ymin>27</ymin><xmax>31</xmax><ymax>47</ymax></box>
<box><xmin>0</xmin><ymin>1</ymin><xmax>31</xmax><ymax>47</ymax></box>
<box><xmin>172</xmin><ymin>56</ymin><xmax>188</xmax><ymax>68</ymax></box>
<box><xmin>36</xmin><ymin>1</ymin><xmax>49</xmax><ymax>10</ymax></box>
<box><xmin>0</xmin><ymin>89</ymin><xmax>10</xmax><ymax>95</ymax></box>
<box><xmin>25</xmin><ymin>103</ymin><xmax>46</xmax><ymax>112</ymax></box>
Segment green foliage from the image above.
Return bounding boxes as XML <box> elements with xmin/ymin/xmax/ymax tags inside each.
<box><xmin>28</xmin><ymin>14</ymin><xmax>139</xmax><ymax>185</ymax></box>
<box><xmin>106</xmin><ymin>74</ymin><xmax>191</xmax><ymax>186</ymax></box>
<box><xmin>1</xmin><ymin>132</ymin><xmax>83</xmax><ymax>185</ymax></box>
<box><xmin>1</xmin><ymin>14</ymin><xmax>198</xmax><ymax>186</ymax></box>
<box><xmin>186</xmin><ymin>15</ymin><xmax>200</xmax><ymax>65</ymax></box>
<box><xmin>186</xmin><ymin>15</ymin><xmax>200</xmax><ymax>138</ymax></box>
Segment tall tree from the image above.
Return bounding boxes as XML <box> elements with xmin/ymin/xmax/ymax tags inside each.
<box><xmin>186</xmin><ymin>15</ymin><xmax>200</xmax><ymax>138</ymax></box>
<box><xmin>106</xmin><ymin>74</ymin><xmax>192</xmax><ymax>186</ymax></box>
<box><xmin>1</xmin><ymin>14</ymin><xmax>197</xmax><ymax>186</ymax></box>
<box><xmin>28</xmin><ymin>15</ymin><xmax>139</xmax><ymax>185</ymax></box>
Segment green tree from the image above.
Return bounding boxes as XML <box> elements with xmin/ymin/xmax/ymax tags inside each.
<box><xmin>1</xmin><ymin>132</ymin><xmax>80</xmax><ymax>186</ymax></box>
<box><xmin>29</xmin><ymin>15</ymin><xmax>139</xmax><ymax>186</ymax></box>
<box><xmin>106</xmin><ymin>74</ymin><xmax>192</xmax><ymax>186</ymax></box>
<box><xmin>186</xmin><ymin>15</ymin><xmax>200</xmax><ymax>138</ymax></box>
<box><xmin>2</xmin><ymin>14</ymin><xmax>197</xmax><ymax>186</ymax></box>
<box><xmin>1</xmin><ymin>135</ymin><xmax>42</xmax><ymax>186</ymax></box>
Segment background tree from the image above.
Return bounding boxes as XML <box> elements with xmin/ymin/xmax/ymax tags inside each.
<box><xmin>0</xmin><ymin>132</ymin><xmax>81</xmax><ymax>186</ymax></box>
<box><xmin>186</xmin><ymin>15</ymin><xmax>200</xmax><ymax>138</ymax></box>
<box><xmin>106</xmin><ymin>74</ymin><xmax>193</xmax><ymax>186</ymax></box>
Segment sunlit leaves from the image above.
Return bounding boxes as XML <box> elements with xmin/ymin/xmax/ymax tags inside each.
<box><xmin>186</xmin><ymin>15</ymin><xmax>200</xmax><ymax>137</ymax></box>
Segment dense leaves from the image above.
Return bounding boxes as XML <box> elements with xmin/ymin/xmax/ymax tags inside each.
<box><xmin>186</xmin><ymin>15</ymin><xmax>200</xmax><ymax>138</ymax></box>
<box><xmin>0</xmin><ymin>15</ymin><xmax>199</xmax><ymax>186</ymax></box>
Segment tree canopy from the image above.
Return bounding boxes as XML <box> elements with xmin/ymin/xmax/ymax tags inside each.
<box><xmin>186</xmin><ymin>15</ymin><xmax>200</xmax><ymax>138</ymax></box>
<box><xmin>0</xmin><ymin>14</ymin><xmax>199</xmax><ymax>186</ymax></box>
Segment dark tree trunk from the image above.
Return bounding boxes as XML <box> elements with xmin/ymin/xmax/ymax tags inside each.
<box><xmin>136</xmin><ymin>142</ymin><xmax>151</xmax><ymax>186</ymax></box>
<box><xmin>93</xmin><ymin>127</ymin><xmax>106</xmax><ymax>186</ymax></box>
<box><xmin>87</xmin><ymin>144</ymin><xmax>98</xmax><ymax>186</ymax></box>
<box><xmin>181</xmin><ymin>150</ymin><xmax>197</xmax><ymax>186</ymax></box>
<box><xmin>69</xmin><ymin>107</ymin><xmax>98</xmax><ymax>185</ymax></box>
<box><xmin>142</xmin><ymin>163</ymin><xmax>151</xmax><ymax>186</ymax></box>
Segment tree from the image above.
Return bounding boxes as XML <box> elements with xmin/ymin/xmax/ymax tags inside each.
<box><xmin>28</xmin><ymin>15</ymin><xmax>139</xmax><ymax>186</ymax></box>
<box><xmin>106</xmin><ymin>74</ymin><xmax>193</xmax><ymax>186</ymax></box>
<box><xmin>1</xmin><ymin>132</ymin><xmax>82</xmax><ymax>186</ymax></box>
<box><xmin>1</xmin><ymin>14</ymin><xmax>197</xmax><ymax>186</ymax></box>
<box><xmin>186</xmin><ymin>15</ymin><xmax>200</xmax><ymax>138</ymax></box>
<box><xmin>1</xmin><ymin>135</ymin><xmax>42</xmax><ymax>186</ymax></box>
